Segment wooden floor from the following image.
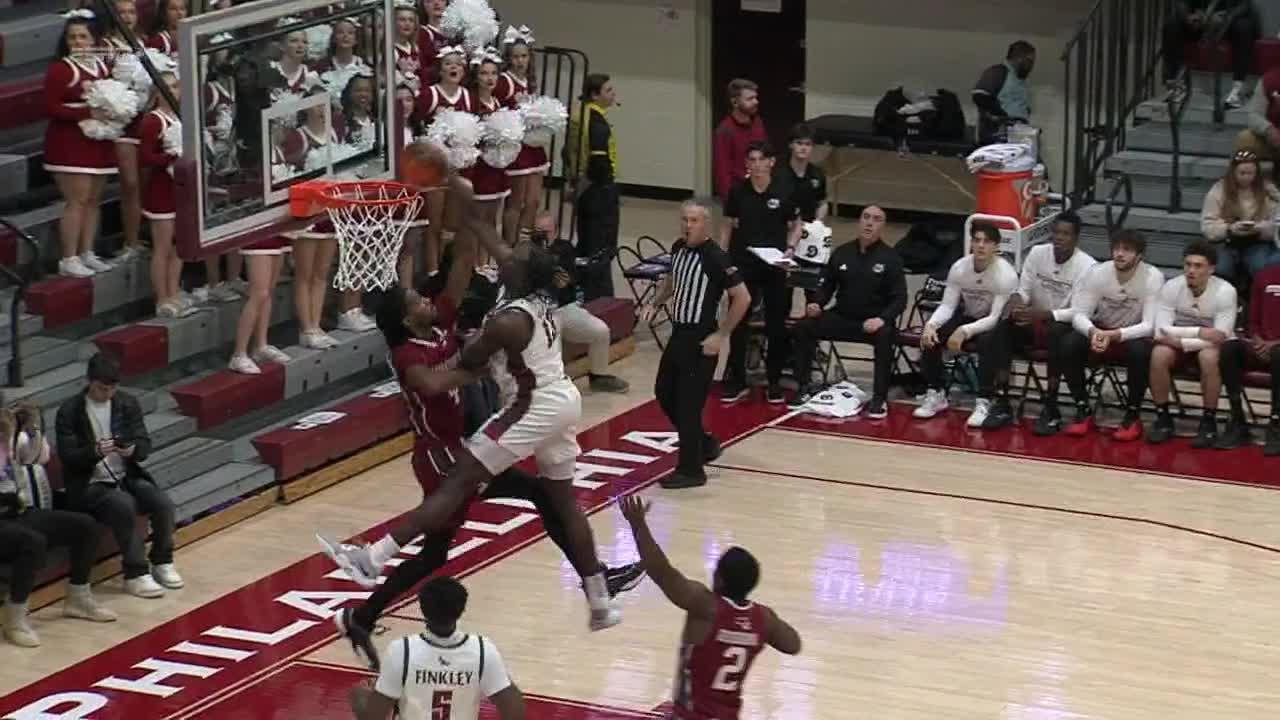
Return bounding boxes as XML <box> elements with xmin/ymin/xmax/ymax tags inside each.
<box><xmin>3</xmin><ymin>200</ymin><xmax>1279</xmax><ymax>718</ymax></box>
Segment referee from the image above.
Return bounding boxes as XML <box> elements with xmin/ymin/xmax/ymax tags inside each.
<box><xmin>641</xmin><ymin>199</ymin><xmax>751</xmax><ymax>489</ymax></box>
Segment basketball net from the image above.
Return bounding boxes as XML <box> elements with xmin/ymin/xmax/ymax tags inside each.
<box><xmin>291</xmin><ymin>181</ymin><xmax>424</xmax><ymax>292</ymax></box>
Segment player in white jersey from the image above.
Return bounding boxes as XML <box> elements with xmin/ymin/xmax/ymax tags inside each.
<box><xmin>914</xmin><ymin>221</ymin><xmax>1019</xmax><ymax>425</ymax></box>
<box><xmin>327</xmin><ymin>143</ymin><xmax>622</xmax><ymax>632</ymax></box>
<box><xmin>351</xmin><ymin>576</ymin><xmax>524</xmax><ymax>720</ymax></box>
<box><xmin>980</xmin><ymin>210</ymin><xmax>1097</xmax><ymax>429</ymax></box>
<box><xmin>1038</xmin><ymin>229</ymin><xmax>1166</xmax><ymax>440</ymax></box>
<box><xmin>1148</xmin><ymin>241</ymin><xmax>1238</xmax><ymax>447</ymax></box>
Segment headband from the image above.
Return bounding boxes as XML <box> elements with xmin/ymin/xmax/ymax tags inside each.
<box><xmin>502</xmin><ymin>25</ymin><xmax>533</xmax><ymax>47</ymax></box>
<box><xmin>64</xmin><ymin>8</ymin><xmax>95</xmax><ymax>20</ymax></box>
<box><xmin>437</xmin><ymin>44</ymin><xmax>466</xmax><ymax>60</ymax></box>
<box><xmin>469</xmin><ymin>46</ymin><xmax>503</xmax><ymax>66</ymax></box>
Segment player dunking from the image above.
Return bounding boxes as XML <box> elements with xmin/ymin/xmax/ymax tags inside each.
<box><xmin>619</xmin><ymin>496</ymin><xmax>801</xmax><ymax>719</ymax></box>
<box><xmin>324</xmin><ymin>142</ymin><xmax>626</xmax><ymax>632</ymax></box>
<box><xmin>324</xmin><ymin>210</ymin><xmax>642</xmax><ymax>668</ymax></box>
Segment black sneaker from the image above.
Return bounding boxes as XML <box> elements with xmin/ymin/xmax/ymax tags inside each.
<box><xmin>702</xmin><ymin>434</ymin><xmax>722</xmax><ymax>463</ymax></box>
<box><xmin>865</xmin><ymin>397</ymin><xmax>888</xmax><ymax>419</ymax></box>
<box><xmin>1147</xmin><ymin>413</ymin><xmax>1175</xmax><ymax>444</ymax></box>
<box><xmin>1213</xmin><ymin>421</ymin><xmax>1253</xmax><ymax>450</ymax></box>
<box><xmin>335</xmin><ymin>607</ymin><xmax>380</xmax><ymax>672</ymax></box>
<box><xmin>788</xmin><ymin>386</ymin><xmax>815</xmax><ymax>409</ymax></box>
<box><xmin>980</xmin><ymin>399</ymin><xmax>1015</xmax><ymax>430</ymax></box>
<box><xmin>721</xmin><ymin>382</ymin><xmax>748</xmax><ymax>404</ymax></box>
<box><xmin>660</xmin><ymin>472</ymin><xmax>707</xmax><ymax>489</ymax></box>
<box><xmin>766</xmin><ymin>385</ymin><xmax>785</xmax><ymax>404</ymax></box>
<box><xmin>1190</xmin><ymin>415</ymin><xmax>1218</xmax><ymax>449</ymax></box>
<box><xmin>589</xmin><ymin>374</ymin><xmax>630</xmax><ymax>393</ymax></box>
<box><xmin>1265</xmin><ymin>425</ymin><xmax>1280</xmax><ymax>456</ymax></box>
<box><xmin>605</xmin><ymin>562</ymin><xmax>646</xmax><ymax>597</ymax></box>
<box><xmin>1032</xmin><ymin>404</ymin><xmax>1061</xmax><ymax>436</ymax></box>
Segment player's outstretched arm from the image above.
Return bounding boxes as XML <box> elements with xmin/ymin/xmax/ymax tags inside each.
<box><xmin>448</xmin><ymin>173</ymin><xmax>513</xmax><ymax>267</ymax></box>
<box><xmin>618</xmin><ymin>496</ymin><xmax>716</xmax><ymax>619</ymax></box>
<box><xmin>442</xmin><ymin>224</ymin><xmax>478</xmax><ymax>309</ymax></box>
<box><xmin>762</xmin><ymin>606</ymin><xmax>802</xmax><ymax>655</ymax></box>
<box><xmin>459</xmin><ymin>309</ymin><xmax>533</xmax><ymax>373</ymax></box>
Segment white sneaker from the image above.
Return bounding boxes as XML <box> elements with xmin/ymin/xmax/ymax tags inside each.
<box><xmin>228</xmin><ymin>353</ymin><xmax>261</xmax><ymax>374</ymax></box>
<box><xmin>912</xmin><ymin>389</ymin><xmax>949</xmax><ymax>419</ymax></box>
<box><xmin>317</xmin><ymin>534</ymin><xmax>381</xmax><ymax>589</ymax></box>
<box><xmin>967</xmin><ymin>398</ymin><xmax>992</xmax><ymax>428</ymax></box>
<box><xmin>156</xmin><ymin>301</ymin><xmax>181</xmax><ymax>318</ymax></box>
<box><xmin>114</xmin><ymin>246</ymin><xmax>142</xmax><ymax>264</ymax></box>
<box><xmin>63</xmin><ymin>585</ymin><xmax>117</xmax><ymax>623</ymax></box>
<box><xmin>58</xmin><ymin>256</ymin><xmax>95</xmax><ymax>278</ymax></box>
<box><xmin>125</xmin><ymin>574</ymin><xmax>165</xmax><ymax>598</ymax></box>
<box><xmin>208</xmin><ymin>283</ymin><xmax>242</xmax><ymax>303</ymax></box>
<box><xmin>253</xmin><ymin>344</ymin><xmax>290</xmax><ymax>364</ymax></box>
<box><xmin>3</xmin><ymin>602</ymin><xmax>39</xmax><ymax>647</ymax></box>
<box><xmin>301</xmin><ymin>331</ymin><xmax>328</xmax><ymax>349</ymax></box>
<box><xmin>191</xmin><ymin>286</ymin><xmax>211</xmax><ymax>305</ymax></box>
<box><xmin>336</xmin><ymin>308</ymin><xmax>377</xmax><ymax>332</ymax></box>
<box><xmin>80</xmin><ymin>252</ymin><xmax>112</xmax><ymax>272</ymax></box>
<box><xmin>588</xmin><ymin>601</ymin><xmax>622</xmax><ymax>632</ymax></box>
<box><xmin>152</xmin><ymin>563</ymin><xmax>184</xmax><ymax>589</ymax></box>
<box><xmin>1224</xmin><ymin>83</ymin><xmax>1245</xmax><ymax>110</ymax></box>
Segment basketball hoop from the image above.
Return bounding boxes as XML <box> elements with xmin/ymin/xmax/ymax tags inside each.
<box><xmin>289</xmin><ymin>180</ymin><xmax>424</xmax><ymax>291</ymax></box>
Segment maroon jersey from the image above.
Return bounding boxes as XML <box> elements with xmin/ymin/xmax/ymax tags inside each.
<box><xmin>672</xmin><ymin>597</ymin><xmax>770</xmax><ymax>720</ymax></box>
<box><xmin>388</xmin><ymin>295</ymin><xmax>463</xmax><ymax>447</ymax></box>
<box><xmin>416</xmin><ymin>84</ymin><xmax>473</xmax><ymax>126</ymax></box>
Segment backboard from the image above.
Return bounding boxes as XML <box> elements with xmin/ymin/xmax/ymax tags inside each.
<box><xmin>175</xmin><ymin>0</ymin><xmax>399</xmax><ymax>260</ymax></box>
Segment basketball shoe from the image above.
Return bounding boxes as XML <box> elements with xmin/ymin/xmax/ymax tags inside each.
<box><xmin>334</xmin><ymin>607</ymin><xmax>381</xmax><ymax>671</ymax></box>
<box><xmin>317</xmin><ymin>534</ymin><xmax>382</xmax><ymax>589</ymax></box>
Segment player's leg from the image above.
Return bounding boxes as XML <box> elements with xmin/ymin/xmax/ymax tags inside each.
<box><xmin>1192</xmin><ymin>346</ymin><xmax>1223</xmax><ymax>448</ymax></box>
<box><xmin>1215</xmin><ymin>338</ymin><xmax>1253</xmax><ymax>449</ymax></box>
<box><xmin>976</xmin><ymin>319</ymin><xmax>1019</xmax><ymax>429</ymax></box>
<box><xmin>913</xmin><ymin>316</ymin><xmax>965</xmax><ymax>419</ymax></box>
<box><xmin>1148</xmin><ymin>344</ymin><xmax>1178</xmax><ymax>443</ymax></box>
<box><xmin>502</xmin><ymin>175</ymin><xmax>525</xmax><ymax>246</ymax></box>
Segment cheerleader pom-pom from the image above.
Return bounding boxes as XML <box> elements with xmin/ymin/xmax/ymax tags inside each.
<box><xmin>85</xmin><ymin>79</ymin><xmax>142</xmax><ymax>123</ymax></box>
<box><xmin>305</xmin><ymin>24</ymin><xmax>332</xmax><ymax>62</ymax></box>
<box><xmin>425</xmin><ymin>109</ymin><xmax>482</xmax><ymax>170</ymax></box>
<box><xmin>162</xmin><ymin>118</ymin><xmax>183</xmax><ymax>158</ymax></box>
<box><xmin>481</xmin><ymin>108</ymin><xmax>524</xmax><ymax>169</ymax></box>
<box><xmin>112</xmin><ymin>49</ymin><xmax>175</xmax><ymax>91</ymax></box>
<box><xmin>441</xmin><ymin>0</ymin><xmax>499</xmax><ymax>54</ymax></box>
<box><xmin>518</xmin><ymin>95</ymin><xmax>567</xmax><ymax>147</ymax></box>
<box><xmin>80</xmin><ymin>119</ymin><xmax>124</xmax><ymax>141</ymax></box>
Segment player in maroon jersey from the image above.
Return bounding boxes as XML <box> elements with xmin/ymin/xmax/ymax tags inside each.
<box><xmin>328</xmin><ymin>223</ymin><xmax>643</xmax><ymax>671</ymax></box>
<box><xmin>620</xmin><ymin>496</ymin><xmax>801</xmax><ymax>719</ymax></box>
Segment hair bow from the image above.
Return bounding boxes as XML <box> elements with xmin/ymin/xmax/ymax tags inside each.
<box><xmin>276</xmin><ymin>16</ymin><xmax>304</xmax><ymax>28</ymax></box>
<box><xmin>469</xmin><ymin>47</ymin><xmax>503</xmax><ymax>66</ymax></box>
<box><xmin>63</xmin><ymin>8</ymin><xmax>95</xmax><ymax>20</ymax></box>
<box><xmin>437</xmin><ymin>44</ymin><xmax>466</xmax><ymax>60</ymax></box>
<box><xmin>393</xmin><ymin>0</ymin><xmax>416</xmax><ymax>9</ymax></box>
<box><xmin>502</xmin><ymin>25</ymin><xmax>534</xmax><ymax>47</ymax></box>
<box><xmin>335</xmin><ymin>16</ymin><xmax>362</xmax><ymax>28</ymax></box>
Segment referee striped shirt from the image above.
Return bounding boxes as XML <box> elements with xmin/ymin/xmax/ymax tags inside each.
<box><xmin>668</xmin><ymin>238</ymin><xmax>743</xmax><ymax>328</ymax></box>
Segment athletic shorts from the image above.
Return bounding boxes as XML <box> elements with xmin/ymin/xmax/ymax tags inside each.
<box><xmin>466</xmin><ymin>380</ymin><xmax>581</xmax><ymax>481</ymax></box>
<box><xmin>411</xmin><ymin>442</ymin><xmax>474</xmax><ymax>531</ymax></box>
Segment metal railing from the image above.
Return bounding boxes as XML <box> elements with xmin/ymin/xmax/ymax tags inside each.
<box><xmin>1061</xmin><ymin>0</ymin><xmax>1173</xmax><ymax>206</ymax></box>
<box><xmin>533</xmin><ymin>46</ymin><xmax>590</xmax><ymax>242</ymax></box>
<box><xmin>0</xmin><ymin>219</ymin><xmax>40</xmax><ymax>388</ymax></box>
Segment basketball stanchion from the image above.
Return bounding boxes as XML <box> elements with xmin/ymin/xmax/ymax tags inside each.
<box><xmin>289</xmin><ymin>180</ymin><xmax>425</xmax><ymax>291</ymax></box>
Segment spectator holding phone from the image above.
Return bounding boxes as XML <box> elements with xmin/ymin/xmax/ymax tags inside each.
<box><xmin>55</xmin><ymin>354</ymin><xmax>183</xmax><ymax>599</ymax></box>
<box><xmin>1201</xmin><ymin>149</ymin><xmax>1280</xmax><ymax>283</ymax></box>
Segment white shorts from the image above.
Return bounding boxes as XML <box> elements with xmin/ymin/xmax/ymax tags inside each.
<box><xmin>467</xmin><ymin>380</ymin><xmax>581</xmax><ymax>481</ymax></box>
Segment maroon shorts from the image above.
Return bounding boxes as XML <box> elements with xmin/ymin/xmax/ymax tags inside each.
<box><xmin>411</xmin><ymin>442</ymin><xmax>475</xmax><ymax>532</ymax></box>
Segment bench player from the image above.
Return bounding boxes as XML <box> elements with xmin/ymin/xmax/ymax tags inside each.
<box><xmin>324</xmin><ymin>142</ymin><xmax>625</xmax><ymax>632</ymax></box>
<box><xmin>349</xmin><ymin>576</ymin><xmax>524</xmax><ymax>720</ymax></box>
<box><xmin>619</xmin><ymin>496</ymin><xmax>801</xmax><ymax>719</ymax></box>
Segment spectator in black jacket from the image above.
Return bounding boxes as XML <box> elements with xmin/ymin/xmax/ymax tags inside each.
<box><xmin>55</xmin><ymin>353</ymin><xmax>182</xmax><ymax>600</ymax></box>
<box><xmin>789</xmin><ymin>206</ymin><xmax>906</xmax><ymax>417</ymax></box>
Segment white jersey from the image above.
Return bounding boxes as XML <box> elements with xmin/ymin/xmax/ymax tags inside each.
<box><xmin>1070</xmin><ymin>261</ymin><xmax>1165</xmax><ymax>340</ymax></box>
<box><xmin>1153</xmin><ymin>274</ymin><xmax>1238</xmax><ymax>352</ymax></box>
<box><xmin>1015</xmin><ymin>244</ymin><xmax>1097</xmax><ymax>320</ymax></box>
<box><xmin>926</xmin><ymin>255</ymin><xmax>1019</xmax><ymax>338</ymax></box>
<box><xmin>486</xmin><ymin>293</ymin><xmax>571</xmax><ymax>403</ymax></box>
<box><xmin>375</xmin><ymin>631</ymin><xmax>512</xmax><ymax>720</ymax></box>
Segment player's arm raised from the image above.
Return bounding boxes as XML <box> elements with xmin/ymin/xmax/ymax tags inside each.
<box><xmin>762</xmin><ymin>605</ymin><xmax>802</xmax><ymax>655</ymax></box>
<box><xmin>459</xmin><ymin>308</ymin><xmax>533</xmax><ymax>373</ymax></box>
<box><xmin>618</xmin><ymin>496</ymin><xmax>716</xmax><ymax>619</ymax></box>
<box><xmin>448</xmin><ymin>173</ymin><xmax>514</xmax><ymax>267</ymax></box>
<box><xmin>442</xmin><ymin>225</ymin><xmax>478</xmax><ymax>309</ymax></box>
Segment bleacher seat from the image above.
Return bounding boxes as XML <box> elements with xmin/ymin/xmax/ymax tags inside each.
<box><xmin>170</xmin><ymin>363</ymin><xmax>287</xmax><ymax>429</ymax></box>
<box><xmin>93</xmin><ymin>324</ymin><xmax>169</xmax><ymax>377</ymax></box>
<box><xmin>1185</xmin><ymin>37</ymin><xmax>1280</xmax><ymax>75</ymax></box>
<box><xmin>253</xmin><ymin>392</ymin><xmax>408</xmax><ymax>481</ymax></box>
<box><xmin>26</xmin><ymin>276</ymin><xmax>93</xmax><ymax>328</ymax></box>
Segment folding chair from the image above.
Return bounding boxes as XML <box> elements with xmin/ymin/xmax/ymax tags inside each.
<box><xmin>616</xmin><ymin>235</ymin><xmax>673</xmax><ymax>348</ymax></box>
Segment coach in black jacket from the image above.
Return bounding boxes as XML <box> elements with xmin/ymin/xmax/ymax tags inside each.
<box><xmin>789</xmin><ymin>206</ymin><xmax>907</xmax><ymax>418</ymax></box>
<box><xmin>55</xmin><ymin>354</ymin><xmax>182</xmax><ymax>599</ymax></box>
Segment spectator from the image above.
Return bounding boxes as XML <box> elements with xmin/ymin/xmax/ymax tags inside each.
<box><xmin>104</xmin><ymin>0</ymin><xmax>146</xmax><ymax>265</ymax></box>
<box><xmin>54</xmin><ymin>354</ymin><xmax>183</xmax><ymax>599</ymax></box>
<box><xmin>772</xmin><ymin>123</ymin><xmax>828</xmax><ymax>223</ymax></box>
<box><xmin>1163</xmin><ymin>1</ymin><xmax>1260</xmax><ymax>108</ymax></box>
<box><xmin>1147</xmin><ymin>242</ymin><xmax>1238</xmax><ymax>446</ymax></box>
<box><xmin>973</xmin><ymin>41</ymin><xmax>1036</xmax><ymax>145</ymax></box>
<box><xmin>0</xmin><ymin>403</ymin><xmax>117</xmax><ymax>648</ymax></box>
<box><xmin>913</xmin><ymin>222</ymin><xmax>1019</xmax><ymax>424</ymax></box>
<box><xmin>1219</xmin><ymin>263</ymin><xmax>1280</xmax><ymax>454</ymax></box>
<box><xmin>721</xmin><ymin>141</ymin><xmax>802</xmax><ymax>405</ymax></box>
<box><xmin>145</xmin><ymin>0</ymin><xmax>186</xmax><ymax>58</ymax></box>
<box><xmin>1048</xmin><ymin>229</ymin><xmax>1164</xmax><ymax>440</ymax></box>
<box><xmin>789</xmin><ymin>205</ymin><xmax>905</xmax><ymax>418</ymax></box>
<box><xmin>982</xmin><ymin>211</ymin><xmax>1097</xmax><ymax>429</ymax></box>
<box><xmin>532</xmin><ymin>212</ymin><xmax>629</xmax><ymax>394</ymax></box>
<box><xmin>575</xmin><ymin>72</ymin><xmax>621</xmax><ymax>301</ymax></box>
<box><xmin>713</xmin><ymin>79</ymin><xmax>767</xmax><ymax>204</ymax></box>
<box><xmin>1239</xmin><ymin>64</ymin><xmax>1280</xmax><ymax>169</ymax></box>
<box><xmin>1201</xmin><ymin>149</ymin><xmax>1280</xmax><ymax>282</ymax></box>
<box><xmin>139</xmin><ymin>71</ymin><xmax>195</xmax><ymax>318</ymax></box>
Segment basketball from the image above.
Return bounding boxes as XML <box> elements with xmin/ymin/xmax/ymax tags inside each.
<box><xmin>401</xmin><ymin>141</ymin><xmax>449</xmax><ymax>189</ymax></box>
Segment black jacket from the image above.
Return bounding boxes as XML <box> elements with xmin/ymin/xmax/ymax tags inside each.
<box><xmin>55</xmin><ymin>389</ymin><xmax>154</xmax><ymax>508</ymax></box>
<box><xmin>815</xmin><ymin>240</ymin><xmax>907</xmax><ymax>324</ymax></box>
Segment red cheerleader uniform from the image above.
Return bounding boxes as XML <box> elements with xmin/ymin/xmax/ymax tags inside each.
<box><xmin>241</xmin><ymin>234</ymin><xmax>292</xmax><ymax>256</ymax></box>
<box><xmin>495</xmin><ymin>72</ymin><xmax>549</xmax><ymax>177</ymax></box>
<box><xmin>145</xmin><ymin>30</ymin><xmax>177</xmax><ymax>58</ymax></box>
<box><xmin>415</xmin><ymin>25</ymin><xmax>447</xmax><ymax>87</ymax></box>
<box><xmin>394</xmin><ymin>40</ymin><xmax>421</xmax><ymax>94</ymax></box>
<box><xmin>43</xmin><ymin>56</ymin><xmax>118</xmax><ymax>176</ymax></box>
<box><xmin>409</xmin><ymin>84</ymin><xmax>472</xmax><ymax>224</ymax></box>
<box><xmin>138</xmin><ymin>109</ymin><xmax>178</xmax><ymax>220</ymax></box>
<box><xmin>272</xmin><ymin>61</ymin><xmax>317</xmax><ymax>94</ymax></box>
<box><xmin>463</xmin><ymin>96</ymin><xmax>511</xmax><ymax>202</ymax></box>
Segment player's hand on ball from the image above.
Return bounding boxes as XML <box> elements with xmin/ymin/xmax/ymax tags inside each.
<box><xmin>618</xmin><ymin>495</ymin><xmax>651</xmax><ymax>524</ymax></box>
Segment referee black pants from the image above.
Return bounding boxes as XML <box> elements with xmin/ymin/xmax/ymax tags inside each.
<box><xmin>655</xmin><ymin>325</ymin><xmax>719</xmax><ymax>478</ymax></box>
<box><xmin>575</xmin><ymin>181</ymin><xmax>620</xmax><ymax>301</ymax></box>
<box><xmin>726</xmin><ymin>256</ymin><xmax>791</xmax><ymax>387</ymax></box>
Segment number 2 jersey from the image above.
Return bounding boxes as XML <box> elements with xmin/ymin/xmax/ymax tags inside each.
<box><xmin>375</xmin><ymin>631</ymin><xmax>512</xmax><ymax>720</ymax></box>
<box><xmin>388</xmin><ymin>295</ymin><xmax>464</xmax><ymax>448</ymax></box>
<box><xmin>672</xmin><ymin>597</ymin><xmax>771</xmax><ymax>720</ymax></box>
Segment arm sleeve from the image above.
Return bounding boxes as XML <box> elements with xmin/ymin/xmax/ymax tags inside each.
<box><xmin>1153</xmin><ymin>281</ymin><xmax>1195</xmax><ymax>338</ymax></box>
<box><xmin>1247</xmin><ymin>78</ymin><xmax>1274</xmax><ymax>137</ymax></box>
<box><xmin>44</xmin><ymin>63</ymin><xmax>92</xmax><ymax>122</ymax></box>
<box><xmin>925</xmin><ymin>263</ymin><xmax>963</xmax><ymax>329</ymax></box>
<box><xmin>373</xmin><ymin>638</ymin><xmax>407</xmax><ymax>699</ymax></box>
<box><xmin>815</xmin><ymin>248</ymin><xmax>840</xmax><ymax>307</ymax></box>
<box><xmin>1201</xmin><ymin>182</ymin><xmax>1229</xmax><ymax>241</ymax></box>
<box><xmin>882</xmin><ymin>255</ymin><xmax>908</xmax><ymax>323</ymax></box>
<box><xmin>479</xmin><ymin>639</ymin><xmax>514</xmax><ymax>697</ymax></box>
<box><xmin>972</xmin><ymin>65</ymin><xmax>1008</xmax><ymax>116</ymax></box>
<box><xmin>712</xmin><ymin>125</ymin><xmax>734</xmax><ymax>202</ymax></box>
<box><xmin>1119</xmin><ymin>270</ymin><xmax>1161</xmax><ymax>341</ymax></box>
<box><xmin>1179</xmin><ymin>290</ymin><xmax>1236</xmax><ymax>351</ymax></box>
<box><xmin>959</xmin><ymin>264</ymin><xmax>1017</xmax><ymax>337</ymax></box>
<box><xmin>1070</xmin><ymin>268</ymin><xmax>1100</xmax><ymax>336</ymax></box>
<box><xmin>1051</xmin><ymin>256</ymin><xmax>1094</xmax><ymax>322</ymax></box>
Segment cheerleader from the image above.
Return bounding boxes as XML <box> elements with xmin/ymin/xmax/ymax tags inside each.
<box><xmin>43</xmin><ymin>11</ymin><xmax>117</xmax><ymax>279</ymax></box>
<box><xmin>465</xmin><ymin>50</ymin><xmax>511</xmax><ymax>267</ymax></box>
<box><xmin>416</xmin><ymin>0</ymin><xmax>449</xmax><ymax>87</ymax></box>
<box><xmin>196</xmin><ymin>46</ymin><xmax>245</xmax><ymax>306</ymax></box>
<box><xmin>393</xmin><ymin>0</ymin><xmax>423</xmax><ymax>97</ymax></box>
<box><xmin>228</xmin><ymin>235</ymin><xmax>291</xmax><ymax>374</ymax></box>
<box><xmin>411</xmin><ymin>46</ymin><xmax>471</xmax><ymax>276</ymax></box>
<box><xmin>315</xmin><ymin>18</ymin><xmax>369</xmax><ymax>96</ymax></box>
<box><xmin>103</xmin><ymin>0</ymin><xmax>145</xmax><ymax>263</ymax></box>
<box><xmin>497</xmin><ymin>26</ymin><xmax>548</xmax><ymax>246</ymax></box>
<box><xmin>144</xmin><ymin>0</ymin><xmax>186</xmax><ymax>58</ymax></box>
<box><xmin>137</xmin><ymin>71</ymin><xmax>190</xmax><ymax>318</ymax></box>
<box><xmin>272</xmin><ymin>27</ymin><xmax>319</xmax><ymax>96</ymax></box>
<box><xmin>292</xmin><ymin>87</ymin><xmax>343</xmax><ymax>349</ymax></box>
